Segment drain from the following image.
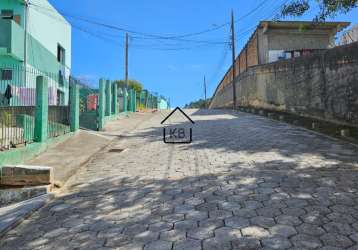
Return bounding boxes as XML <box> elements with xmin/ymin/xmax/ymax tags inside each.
<box><xmin>108</xmin><ymin>148</ymin><xmax>125</xmax><ymax>153</ymax></box>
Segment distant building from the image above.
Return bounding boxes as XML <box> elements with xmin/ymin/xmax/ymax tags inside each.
<box><xmin>158</xmin><ymin>96</ymin><xmax>170</xmax><ymax>110</ymax></box>
<box><xmin>341</xmin><ymin>25</ymin><xmax>358</xmax><ymax>45</ymax></box>
<box><xmin>256</xmin><ymin>21</ymin><xmax>350</xmax><ymax>64</ymax></box>
<box><xmin>0</xmin><ymin>0</ymin><xmax>71</xmax><ymax>106</ymax></box>
<box><xmin>216</xmin><ymin>21</ymin><xmax>350</xmax><ymax>94</ymax></box>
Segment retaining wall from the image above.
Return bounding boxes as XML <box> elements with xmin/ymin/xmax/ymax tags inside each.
<box><xmin>210</xmin><ymin>42</ymin><xmax>358</xmax><ymax>126</ymax></box>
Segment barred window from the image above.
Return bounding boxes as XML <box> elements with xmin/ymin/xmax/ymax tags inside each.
<box><xmin>1</xmin><ymin>69</ymin><xmax>12</xmax><ymax>80</ymax></box>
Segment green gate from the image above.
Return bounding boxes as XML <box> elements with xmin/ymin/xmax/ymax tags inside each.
<box><xmin>73</xmin><ymin>78</ymin><xmax>99</xmax><ymax>131</ymax></box>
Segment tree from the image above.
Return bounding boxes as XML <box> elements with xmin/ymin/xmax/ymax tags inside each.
<box><xmin>281</xmin><ymin>0</ymin><xmax>358</xmax><ymax>21</ymax></box>
<box><xmin>184</xmin><ymin>98</ymin><xmax>211</xmax><ymax>109</ymax></box>
<box><xmin>113</xmin><ymin>79</ymin><xmax>143</xmax><ymax>92</ymax></box>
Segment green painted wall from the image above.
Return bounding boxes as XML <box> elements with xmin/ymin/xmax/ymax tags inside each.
<box><xmin>0</xmin><ymin>0</ymin><xmax>25</xmax><ymax>26</ymax></box>
<box><xmin>158</xmin><ymin>98</ymin><xmax>169</xmax><ymax>110</ymax></box>
<box><xmin>0</xmin><ymin>19</ymin><xmax>24</xmax><ymax>60</ymax></box>
<box><xmin>0</xmin><ymin>0</ymin><xmax>72</xmax><ymax>105</ymax></box>
<box><xmin>0</xmin><ymin>0</ymin><xmax>71</xmax><ymax>69</ymax></box>
<box><xmin>27</xmin><ymin>0</ymin><xmax>71</xmax><ymax>70</ymax></box>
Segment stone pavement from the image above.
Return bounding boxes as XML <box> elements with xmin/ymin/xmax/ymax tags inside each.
<box><xmin>26</xmin><ymin>112</ymin><xmax>154</xmax><ymax>187</ymax></box>
<box><xmin>1</xmin><ymin>109</ymin><xmax>358</xmax><ymax>249</ymax></box>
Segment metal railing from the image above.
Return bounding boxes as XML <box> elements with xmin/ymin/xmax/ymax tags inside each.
<box><xmin>48</xmin><ymin>105</ymin><xmax>70</xmax><ymax>138</ymax></box>
<box><xmin>0</xmin><ymin>106</ymin><xmax>35</xmax><ymax>150</ymax></box>
<box><xmin>0</xmin><ymin>64</ymin><xmax>71</xmax><ymax>150</ymax></box>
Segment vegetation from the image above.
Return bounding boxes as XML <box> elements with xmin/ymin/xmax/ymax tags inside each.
<box><xmin>184</xmin><ymin>98</ymin><xmax>211</xmax><ymax>109</ymax></box>
<box><xmin>113</xmin><ymin>79</ymin><xmax>143</xmax><ymax>92</ymax></box>
<box><xmin>0</xmin><ymin>111</ymin><xmax>13</xmax><ymax>127</ymax></box>
<box><xmin>281</xmin><ymin>0</ymin><xmax>358</xmax><ymax>21</ymax></box>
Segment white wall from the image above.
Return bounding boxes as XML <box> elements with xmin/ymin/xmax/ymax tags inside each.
<box><xmin>27</xmin><ymin>0</ymin><xmax>71</xmax><ymax>69</ymax></box>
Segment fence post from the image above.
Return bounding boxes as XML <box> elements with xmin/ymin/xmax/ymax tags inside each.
<box><xmin>123</xmin><ymin>88</ymin><xmax>127</xmax><ymax>112</ymax></box>
<box><xmin>98</xmin><ymin>79</ymin><xmax>106</xmax><ymax>131</ymax></box>
<box><xmin>105</xmin><ymin>80</ymin><xmax>112</xmax><ymax>116</ymax></box>
<box><xmin>140</xmin><ymin>91</ymin><xmax>144</xmax><ymax>108</ymax></box>
<box><xmin>128</xmin><ymin>89</ymin><xmax>133</xmax><ymax>112</ymax></box>
<box><xmin>133</xmin><ymin>91</ymin><xmax>137</xmax><ymax>112</ymax></box>
<box><xmin>152</xmin><ymin>94</ymin><xmax>155</xmax><ymax>109</ymax></box>
<box><xmin>34</xmin><ymin>76</ymin><xmax>48</xmax><ymax>142</ymax></box>
<box><xmin>131</xmin><ymin>89</ymin><xmax>135</xmax><ymax>112</ymax></box>
<box><xmin>112</xmin><ymin>83</ymin><xmax>118</xmax><ymax>115</ymax></box>
<box><xmin>147</xmin><ymin>93</ymin><xmax>150</xmax><ymax>109</ymax></box>
<box><xmin>70</xmin><ymin>82</ymin><xmax>79</xmax><ymax>132</ymax></box>
<box><xmin>145</xmin><ymin>91</ymin><xmax>148</xmax><ymax>109</ymax></box>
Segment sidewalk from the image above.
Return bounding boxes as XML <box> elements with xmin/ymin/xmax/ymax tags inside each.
<box><xmin>26</xmin><ymin>112</ymin><xmax>155</xmax><ymax>187</ymax></box>
<box><xmin>0</xmin><ymin>112</ymin><xmax>156</xmax><ymax>237</ymax></box>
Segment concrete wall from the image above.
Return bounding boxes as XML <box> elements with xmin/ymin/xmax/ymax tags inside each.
<box><xmin>0</xmin><ymin>0</ymin><xmax>25</xmax><ymax>26</ymax></box>
<box><xmin>247</xmin><ymin>32</ymin><xmax>259</xmax><ymax>67</ymax></box>
<box><xmin>0</xmin><ymin>0</ymin><xmax>71</xmax><ymax>70</ymax></box>
<box><xmin>28</xmin><ymin>0</ymin><xmax>72</xmax><ymax>70</ymax></box>
<box><xmin>0</xmin><ymin>0</ymin><xmax>71</xmax><ymax>105</ymax></box>
<box><xmin>210</xmin><ymin>42</ymin><xmax>358</xmax><ymax>126</ymax></box>
<box><xmin>213</xmin><ymin>23</ymin><xmax>344</xmax><ymax>97</ymax></box>
<box><xmin>0</xmin><ymin>19</ymin><xmax>24</xmax><ymax>60</ymax></box>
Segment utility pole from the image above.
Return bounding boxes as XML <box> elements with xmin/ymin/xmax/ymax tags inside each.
<box><xmin>24</xmin><ymin>0</ymin><xmax>30</xmax><ymax>85</ymax></box>
<box><xmin>203</xmin><ymin>75</ymin><xmax>207</xmax><ymax>109</ymax></box>
<box><xmin>125</xmin><ymin>33</ymin><xmax>129</xmax><ymax>88</ymax></box>
<box><xmin>231</xmin><ymin>9</ymin><xmax>237</xmax><ymax>110</ymax></box>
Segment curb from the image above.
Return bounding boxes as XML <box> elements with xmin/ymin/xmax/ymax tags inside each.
<box><xmin>0</xmin><ymin>193</ymin><xmax>54</xmax><ymax>238</ymax></box>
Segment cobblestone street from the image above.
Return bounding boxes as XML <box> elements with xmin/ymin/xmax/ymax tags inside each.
<box><xmin>2</xmin><ymin>109</ymin><xmax>358</xmax><ymax>249</ymax></box>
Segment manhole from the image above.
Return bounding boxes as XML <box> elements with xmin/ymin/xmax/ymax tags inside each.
<box><xmin>108</xmin><ymin>148</ymin><xmax>125</xmax><ymax>153</ymax></box>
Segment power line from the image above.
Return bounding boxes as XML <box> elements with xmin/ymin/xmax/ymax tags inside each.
<box><xmin>29</xmin><ymin>5</ymin><xmax>229</xmax><ymax>51</ymax></box>
<box><xmin>29</xmin><ymin>2</ymin><xmax>228</xmax><ymax>40</ymax></box>
<box><xmin>235</xmin><ymin>0</ymin><xmax>272</xmax><ymax>22</ymax></box>
<box><xmin>72</xmin><ymin>24</ymin><xmax>228</xmax><ymax>51</ymax></box>
<box><xmin>30</xmin><ymin>0</ymin><xmax>290</xmax><ymax>52</ymax></box>
<box><xmin>29</xmin><ymin>0</ymin><xmax>281</xmax><ymax>42</ymax></box>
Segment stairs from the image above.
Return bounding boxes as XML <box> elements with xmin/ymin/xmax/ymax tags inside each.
<box><xmin>0</xmin><ymin>165</ymin><xmax>53</xmax><ymax>207</ymax></box>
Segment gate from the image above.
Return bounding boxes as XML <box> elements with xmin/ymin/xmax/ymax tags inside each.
<box><xmin>74</xmin><ymin>78</ymin><xmax>99</xmax><ymax>131</ymax></box>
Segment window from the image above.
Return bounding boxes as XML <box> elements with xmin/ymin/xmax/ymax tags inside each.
<box><xmin>58</xmin><ymin>70</ymin><xmax>64</xmax><ymax>86</ymax></box>
<box><xmin>269</xmin><ymin>50</ymin><xmax>287</xmax><ymax>63</ymax></box>
<box><xmin>1</xmin><ymin>10</ymin><xmax>14</xmax><ymax>19</ymax></box>
<box><xmin>57</xmin><ymin>90</ymin><xmax>64</xmax><ymax>105</ymax></box>
<box><xmin>57</xmin><ymin>44</ymin><xmax>65</xmax><ymax>65</ymax></box>
<box><xmin>1</xmin><ymin>69</ymin><xmax>12</xmax><ymax>80</ymax></box>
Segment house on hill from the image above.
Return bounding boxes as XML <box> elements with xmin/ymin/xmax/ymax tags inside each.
<box><xmin>215</xmin><ymin>21</ymin><xmax>350</xmax><ymax>96</ymax></box>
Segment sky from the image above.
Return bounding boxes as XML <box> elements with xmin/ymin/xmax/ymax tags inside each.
<box><xmin>46</xmin><ymin>0</ymin><xmax>358</xmax><ymax>107</ymax></box>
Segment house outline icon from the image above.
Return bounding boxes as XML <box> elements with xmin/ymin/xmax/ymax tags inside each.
<box><xmin>161</xmin><ymin>107</ymin><xmax>195</xmax><ymax>144</ymax></box>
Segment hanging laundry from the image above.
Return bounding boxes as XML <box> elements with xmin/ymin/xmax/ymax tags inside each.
<box><xmin>4</xmin><ymin>84</ymin><xmax>12</xmax><ymax>105</ymax></box>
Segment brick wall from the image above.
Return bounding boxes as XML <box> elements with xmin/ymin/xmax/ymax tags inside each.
<box><xmin>214</xmin><ymin>32</ymin><xmax>259</xmax><ymax>97</ymax></box>
<box><xmin>247</xmin><ymin>32</ymin><xmax>258</xmax><ymax>67</ymax></box>
<box><xmin>210</xmin><ymin>42</ymin><xmax>358</xmax><ymax>126</ymax></box>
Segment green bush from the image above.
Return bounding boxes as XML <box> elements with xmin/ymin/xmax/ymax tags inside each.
<box><xmin>0</xmin><ymin>111</ymin><xmax>13</xmax><ymax>127</ymax></box>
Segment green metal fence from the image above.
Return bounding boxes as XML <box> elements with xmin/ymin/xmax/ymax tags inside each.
<box><xmin>75</xmin><ymin>78</ymin><xmax>99</xmax><ymax>131</ymax></box>
<box><xmin>0</xmin><ymin>65</ymin><xmax>71</xmax><ymax>150</ymax></box>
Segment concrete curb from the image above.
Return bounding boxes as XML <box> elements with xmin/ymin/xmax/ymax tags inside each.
<box><xmin>0</xmin><ymin>185</ymin><xmax>52</xmax><ymax>207</ymax></box>
<box><xmin>0</xmin><ymin>193</ymin><xmax>54</xmax><ymax>238</ymax></box>
<box><xmin>0</xmin><ymin>133</ymin><xmax>74</xmax><ymax>166</ymax></box>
